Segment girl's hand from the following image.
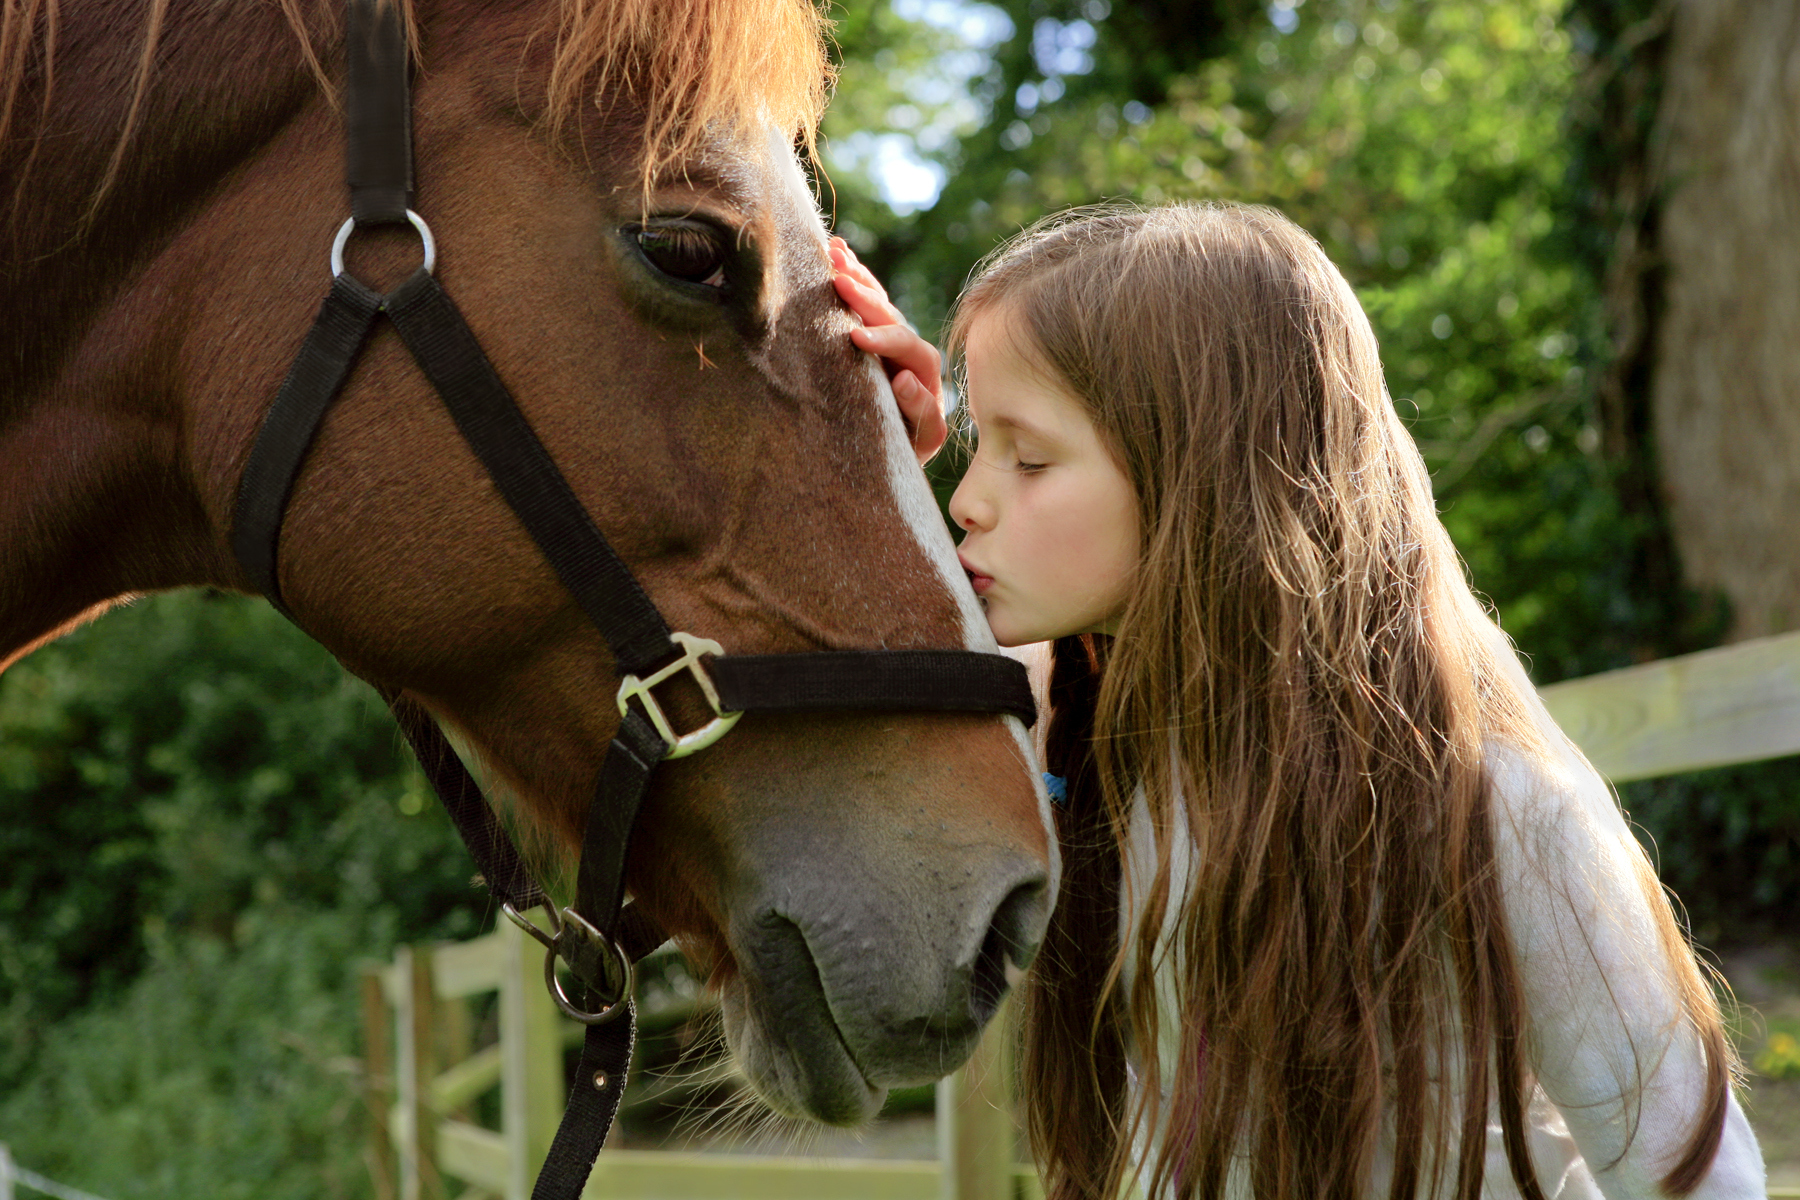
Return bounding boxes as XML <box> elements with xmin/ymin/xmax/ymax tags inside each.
<box><xmin>830</xmin><ymin>237</ymin><xmax>948</xmax><ymax>465</ymax></box>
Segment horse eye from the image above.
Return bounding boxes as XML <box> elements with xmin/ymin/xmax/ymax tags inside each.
<box><xmin>635</xmin><ymin>224</ymin><xmax>727</xmax><ymax>287</ymax></box>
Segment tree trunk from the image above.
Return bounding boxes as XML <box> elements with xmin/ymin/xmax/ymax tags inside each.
<box><xmin>1653</xmin><ymin>0</ymin><xmax>1800</xmax><ymax>639</ymax></box>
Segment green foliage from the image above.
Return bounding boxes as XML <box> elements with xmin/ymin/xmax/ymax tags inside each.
<box><xmin>1620</xmin><ymin>755</ymin><xmax>1800</xmax><ymax>946</ymax></box>
<box><xmin>0</xmin><ymin>592</ymin><xmax>490</xmax><ymax>1196</ymax></box>
<box><xmin>1755</xmin><ymin>1028</ymin><xmax>1800</xmax><ymax>1082</ymax></box>
<box><xmin>2</xmin><ymin>913</ymin><xmax>385</xmax><ymax>1200</ymax></box>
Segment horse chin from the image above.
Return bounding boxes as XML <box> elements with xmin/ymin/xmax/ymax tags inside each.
<box><xmin>705</xmin><ymin>913</ymin><xmax>896</xmax><ymax>1129</ymax></box>
<box><xmin>718</xmin><ymin>973</ymin><xmax>886</xmax><ymax>1127</ymax></box>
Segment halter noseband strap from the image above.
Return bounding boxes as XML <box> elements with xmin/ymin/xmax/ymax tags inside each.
<box><xmin>229</xmin><ymin>3</ymin><xmax>1034</xmax><ymax>1195</ymax></box>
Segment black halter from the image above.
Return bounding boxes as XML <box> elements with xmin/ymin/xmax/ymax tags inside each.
<box><xmin>229</xmin><ymin>3</ymin><xmax>1034</xmax><ymax>1195</ymax></box>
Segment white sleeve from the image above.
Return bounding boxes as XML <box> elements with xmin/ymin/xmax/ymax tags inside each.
<box><xmin>1488</xmin><ymin>743</ymin><xmax>1765</xmax><ymax>1199</ymax></box>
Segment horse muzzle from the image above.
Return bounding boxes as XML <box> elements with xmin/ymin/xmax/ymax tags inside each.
<box><xmin>719</xmin><ymin>847</ymin><xmax>1049</xmax><ymax>1124</ymax></box>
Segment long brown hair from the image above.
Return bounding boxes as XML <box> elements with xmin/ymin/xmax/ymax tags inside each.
<box><xmin>947</xmin><ymin>203</ymin><xmax>1733</xmax><ymax>1199</ymax></box>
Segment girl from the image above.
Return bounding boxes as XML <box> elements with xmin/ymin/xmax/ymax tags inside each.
<box><xmin>830</xmin><ymin>204</ymin><xmax>1763</xmax><ymax>1199</ymax></box>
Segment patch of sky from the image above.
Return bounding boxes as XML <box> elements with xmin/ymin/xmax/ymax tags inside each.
<box><xmin>1015</xmin><ymin>76</ymin><xmax>1068</xmax><ymax>115</ymax></box>
<box><xmin>831</xmin><ymin>131</ymin><xmax>950</xmax><ymax>215</ymax></box>
<box><xmin>894</xmin><ymin>0</ymin><xmax>1013</xmax><ymax>49</ymax></box>
<box><xmin>1032</xmin><ymin>16</ymin><xmax>1098</xmax><ymax>78</ymax></box>
<box><xmin>834</xmin><ymin>1</ymin><xmax>1015</xmax><ymax>214</ymax></box>
<box><xmin>1268</xmin><ymin>0</ymin><xmax>1301</xmax><ymax>35</ymax></box>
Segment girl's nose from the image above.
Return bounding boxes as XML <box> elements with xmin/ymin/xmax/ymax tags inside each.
<box><xmin>948</xmin><ymin>474</ymin><xmax>990</xmax><ymax>532</ymax></box>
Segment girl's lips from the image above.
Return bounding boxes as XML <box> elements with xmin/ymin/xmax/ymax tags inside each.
<box><xmin>959</xmin><ymin>556</ymin><xmax>994</xmax><ymax>595</ymax></box>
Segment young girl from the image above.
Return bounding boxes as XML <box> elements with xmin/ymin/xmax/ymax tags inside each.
<box><xmin>830</xmin><ymin>204</ymin><xmax>1763</xmax><ymax>1199</ymax></box>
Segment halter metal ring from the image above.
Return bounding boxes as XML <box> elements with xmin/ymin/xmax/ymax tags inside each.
<box><xmin>504</xmin><ymin>902</ymin><xmax>632</xmax><ymax>1025</ymax></box>
<box><xmin>543</xmin><ymin>910</ymin><xmax>634</xmax><ymax>1026</ymax></box>
<box><xmin>330</xmin><ymin>209</ymin><xmax>436</xmax><ymax>278</ymax></box>
<box><xmin>617</xmin><ymin>631</ymin><xmax>743</xmax><ymax>759</ymax></box>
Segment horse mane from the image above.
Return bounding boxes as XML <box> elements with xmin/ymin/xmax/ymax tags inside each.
<box><xmin>0</xmin><ymin>0</ymin><xmax>832</xmax><ymax>220</ymax></box>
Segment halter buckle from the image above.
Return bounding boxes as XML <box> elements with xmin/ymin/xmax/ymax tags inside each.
<box><xmin>616</xmin><ymin>631</ymin><xmax>743</xmax><ymax>759</ymax></box>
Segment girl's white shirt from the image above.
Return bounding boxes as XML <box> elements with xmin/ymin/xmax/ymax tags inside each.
<box><xmin>1102</xmin><ymin>620</ymin><xmax>1766</xmax><ymax>1199</ymax></box>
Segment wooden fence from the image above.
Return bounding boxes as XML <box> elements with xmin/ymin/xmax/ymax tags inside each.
<box><xmin>361</xmin><ymin>912</ymin><xmax>1033</xmax><ymax>1200</ymax></box>
<box><xmin>365</xmin><ymin>629</ymin><xmax>1800</xmax><ymax>1200</ymax></box>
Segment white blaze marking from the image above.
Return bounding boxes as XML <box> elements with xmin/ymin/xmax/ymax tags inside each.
<box><xmin>756</xmin><ymin>124</ymin><xmax>1061</xmax><ymax>877</ymax></box>
<box><xmin>862</xmin><ymin>359</ymin><xmax>993</xmax><ymax>650</ymax></box>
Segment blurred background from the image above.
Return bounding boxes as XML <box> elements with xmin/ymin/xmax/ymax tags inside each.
<box><xmin>3</xmin><ymin>0</ymin><xmax>1796</xmax><ymax>1195</ymax></box>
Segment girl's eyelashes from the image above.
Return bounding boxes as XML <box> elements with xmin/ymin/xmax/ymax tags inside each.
<box><xmin>1014</xmin><ymin>459</ymin><xmax>1048</xmax><ymax>473</ymax></box>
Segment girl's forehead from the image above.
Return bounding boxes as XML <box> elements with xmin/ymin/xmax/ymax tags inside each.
<box><xmin>964</xmin><ymin>306</ymin><xmax>1041</xmax><ymax>371</ymax></box>
<box><xmin>965</xmin><ymin>373</ymin><xmax>1089</xmax><ymax>443</ymax></box>
<box><xmin>964</xmin><ymin>315</ymin><xmax>1087</xmax><ymax>433</ymax></box>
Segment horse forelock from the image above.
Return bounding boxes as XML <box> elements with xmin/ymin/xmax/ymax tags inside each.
<box><xmin>545</xmin><ymin>0</ymin><xmax>833</xmax><ymax>189</ymax></box>
<box><xmin>0</xmin><ymin>0</ymin><xmax>832</xmax><ymax>221</ymax></box>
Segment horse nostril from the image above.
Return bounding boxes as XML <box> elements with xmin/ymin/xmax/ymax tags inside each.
<box><xmin>968</xmin><ymin>876</ymin><xmax>1049</xmax><ymax>1025</ymax></box>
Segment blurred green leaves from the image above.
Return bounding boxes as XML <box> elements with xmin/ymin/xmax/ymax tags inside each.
<box><xmin>0</xmin><ymin>593</ymin><xmax>490</xmax><ymax>1194</ymax></box>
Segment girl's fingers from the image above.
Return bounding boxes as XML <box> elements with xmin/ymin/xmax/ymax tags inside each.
<box><xmin>848</xmin><ymin>321</ymin><xmax>924</xmax><ymax>356</ymax></box>
<box><xmin>894</xmin><ymin>368</ymin><xmax>927</xmax><ymax>421</ymax></box>
<box><xmin>832</xmin><ymin>237</ymin><xmax>945</xmax><ymax>464</ymax></box>
<box><xmin>830</xmin><ymin>242</ymin><xmax>897</xmax><ymax>325</ymax></box>
<box><xmin>850</xmin><ymin>324</ymin><xmax>943</xmax><ymax>403</ymax></box>
<box><xmin>894</xmin><ymin>371</ymin><xmax>949</xmax><ymax>465</ymax></box>
<box><xmin>833</xmin><ymin>272</ymin><xmax>907</xmax><ymax>331</ymax></box>
<box><xmin>829</xmin><ymin>236</ymin><xmax>883</xmax><ymax>293</ymax></box>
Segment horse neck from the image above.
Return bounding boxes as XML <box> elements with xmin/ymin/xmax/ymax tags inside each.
<box><xmin>0</xmin><ymin>0</ymin><xmax>325</xmax><ymax>663</ymax></box>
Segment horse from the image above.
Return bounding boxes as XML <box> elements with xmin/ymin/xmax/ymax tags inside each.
<box><xmin>0</xmin><ymin>0</ymin><xmax>1056</xmax><ymax>1132</ymax></box>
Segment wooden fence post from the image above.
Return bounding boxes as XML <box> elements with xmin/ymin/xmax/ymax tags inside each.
<box><xmin>437</xmin><ymin>989</ymin><xmax>473</xmax><ymax>1123</ymax></box>
<box><xmin>501</xmin><ymin>913</ymin><xmax>565</xmax><ymax>1200</ymax></box>
<box><xmin>396</xmin><ymin>944</ymin><xmax>446</xmax><ymax>1200</ymax></box>
<box><xmin>938</xmin><ymin>1001</ymin><xmax>1016</xmax><ymax>1200</ymax></box>
<box><xmin>361</xmin><ymin>965</ymin><xmax>398</xmax><ymax>1200</ymax></box>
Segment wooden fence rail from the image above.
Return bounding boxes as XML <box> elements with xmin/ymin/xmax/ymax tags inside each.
<box><xmin>365</xmin><ymin>629</ymin><xmax>1800</xmax><ymax>1199</ymax></box>
<box><xmin>1538</xmin><ymin>628</ymin><xmax>1800</xmax><ymax>781</ymax></box>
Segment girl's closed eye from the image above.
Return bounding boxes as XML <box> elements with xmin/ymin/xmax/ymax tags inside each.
<box><xmin>1008</xmin><ymin>439</ymin><xmax>1051</xmax><ymax>473</ymax></box>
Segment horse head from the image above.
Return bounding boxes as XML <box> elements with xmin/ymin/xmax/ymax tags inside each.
<box><xmin>0</xmin><ymin>0</ymin><xmax>1055</xmax><ymax>1124</ymax></box>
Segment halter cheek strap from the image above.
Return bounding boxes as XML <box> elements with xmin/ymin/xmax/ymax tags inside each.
<box><xmin>229</xmin><ymin>3</ymin><xmax>1035</xmax><ymax>1196</ymax></box>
